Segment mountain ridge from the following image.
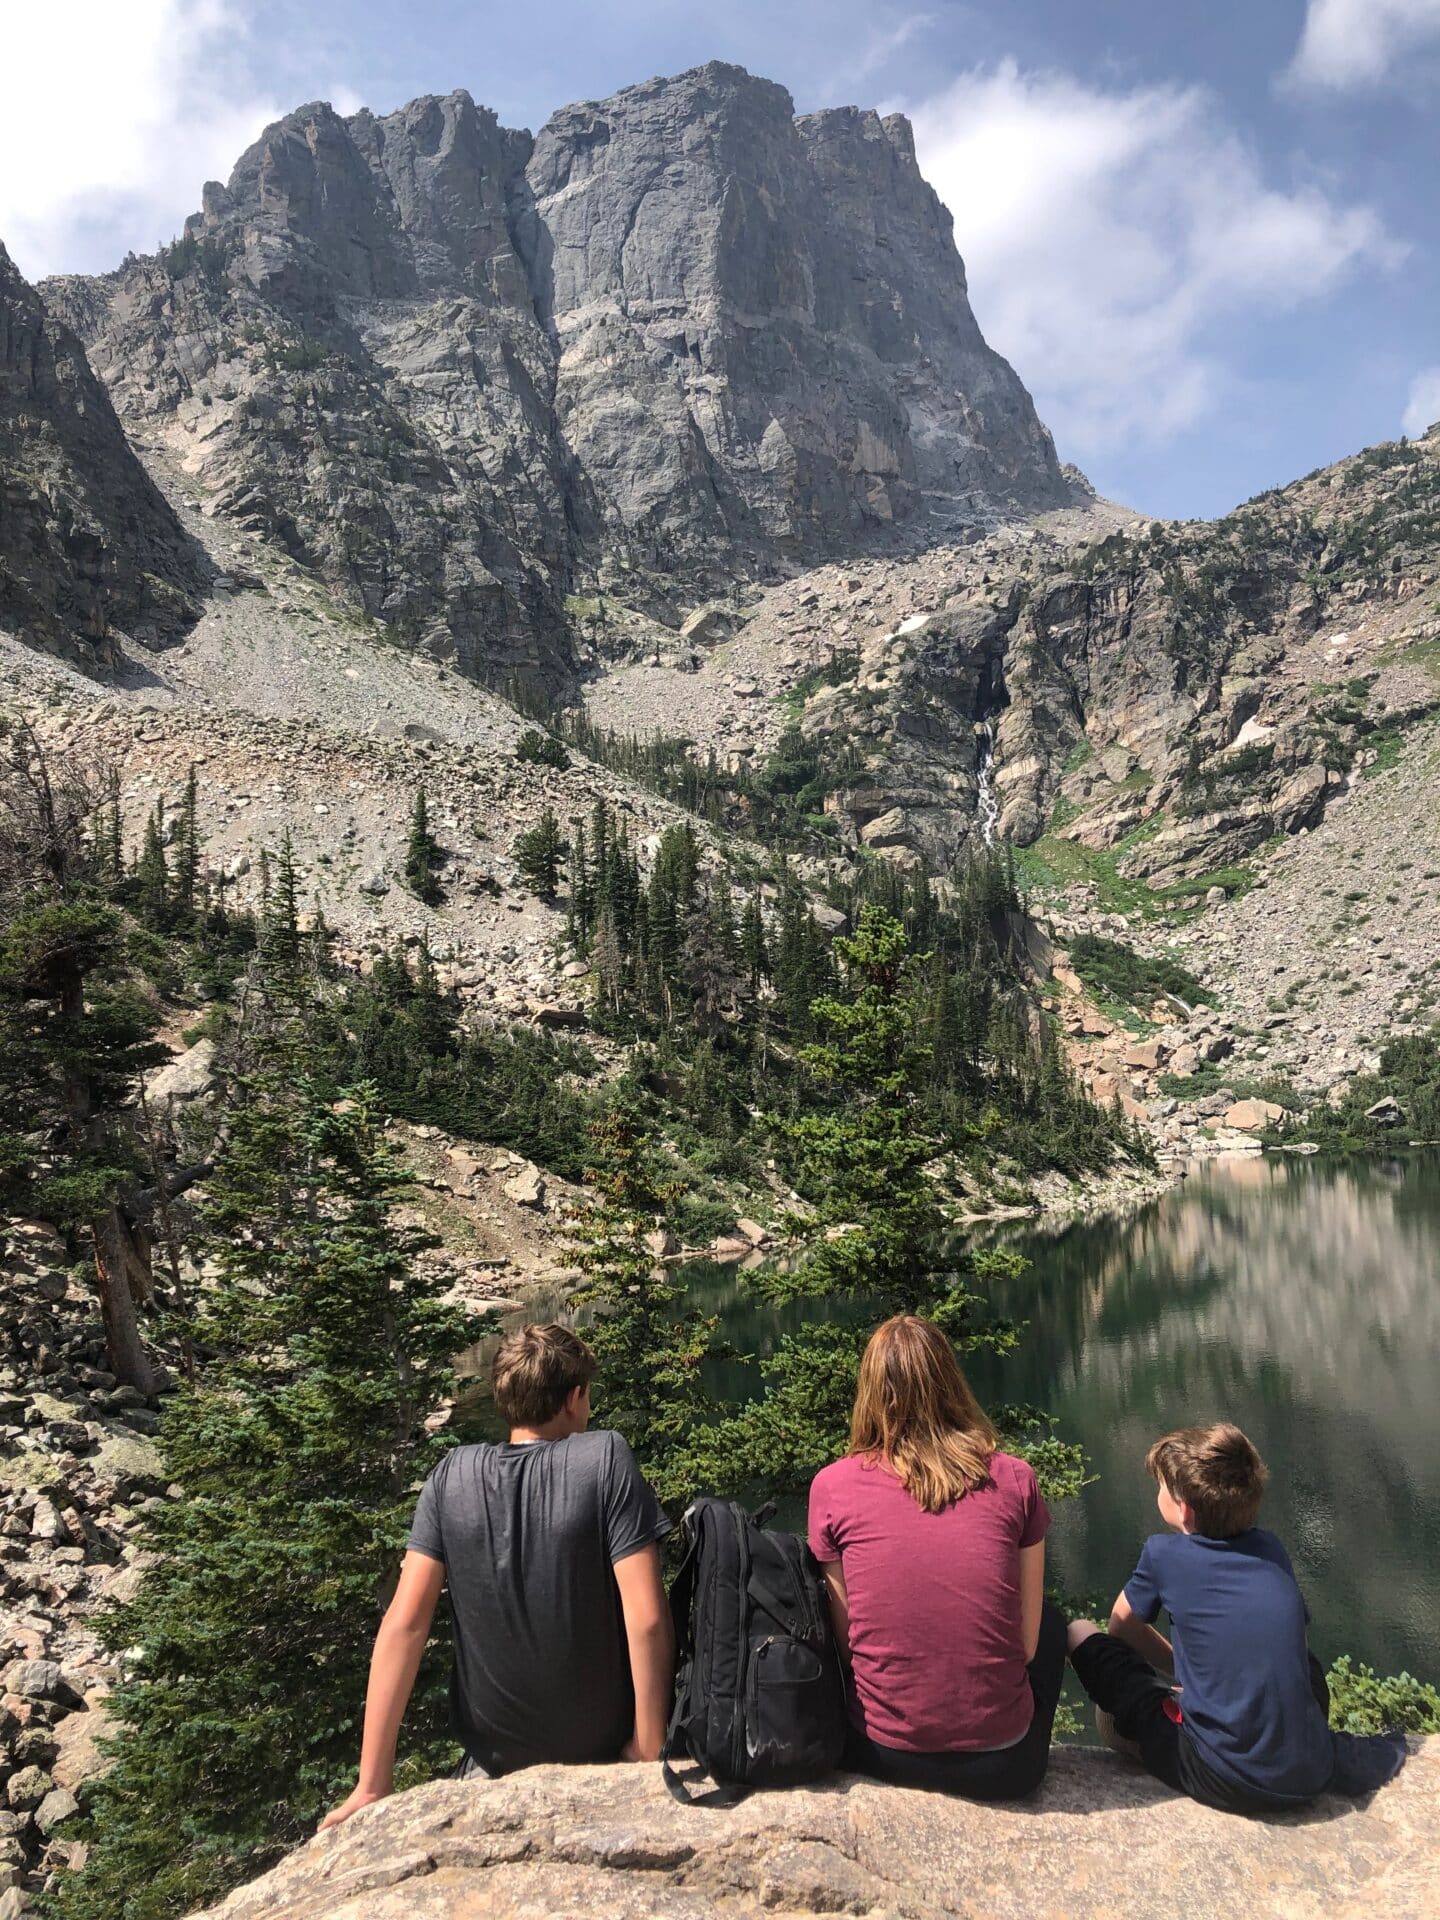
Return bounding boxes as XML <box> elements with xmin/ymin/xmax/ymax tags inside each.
<box><xmin>34</xmin><ymin>62</ymin><xmax>1068</xmax><ymax>689</ymax></box>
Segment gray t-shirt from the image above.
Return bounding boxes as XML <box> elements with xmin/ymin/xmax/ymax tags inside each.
<box><xmin>407</xmin><ymin>1429</ymin><xmax>669</xmax><ymax>1773</ymax></box>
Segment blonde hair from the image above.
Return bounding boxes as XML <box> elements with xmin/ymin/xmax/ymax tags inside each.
<box><xmin>1146</xmin><ymin>1423</ymin><xmax>1267</xmax><ymax>1538</ymax></box>
<box><xmin>492</xmin><ymin>1323</ymin><xmax>596</xmax><ymax>1427</ymax></box>
<box><xmin>848</xmin><ymin>1315</ymin><xmax>998</xmax><ymax>1513</ymax></box>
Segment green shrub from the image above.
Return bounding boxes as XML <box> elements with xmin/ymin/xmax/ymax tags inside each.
<box><xmin>1068</xmin><ymin>933</ymin><xmax>1210</xmax><ymax>1009</ymax></box>
<box><xmin>1326</xmin><ymin>1656</ymin><xmax>1440</xmax><ymax>1735</ymax></box>
<box><xmin>515</xmin><ymin>728</ymin><xmax>571</xmax><ymax>770</ymax></box>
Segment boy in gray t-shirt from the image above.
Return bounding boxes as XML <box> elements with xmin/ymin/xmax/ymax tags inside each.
<box><xmin>321</xmin><ymin>1325</ymin><xmax>673</xmax><ymax>1828</ymax></box>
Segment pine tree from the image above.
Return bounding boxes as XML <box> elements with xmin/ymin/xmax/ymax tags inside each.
<box><xmin>740</xmin><ymin>892</ymin><xmax>769</xmax><ymax>990</ymax></box>
<box><xmin>173</xmin><ymin>764</ymin><xmax>202</xmax><ymax>921</ymax></box>
<box><xmin>135</xmin><ymin>802</ymin><xmax>169</xmax><ymax>928</ymax></box>
<box><xmin>514</xmin><ymin>728</ymin><xmax>570</xmax><ymax>770</ymax></box>
<box><xmin>591</xmin><ymin>907</ymin><xmax>624</xmax><ymax>1018</ymax></box>
<box><xmin>707</xmin><ymin>869</ymin><xmax>738</xmax><ymax>965</ymax></box>
<box><xmin>513</xmin><ymin>808</ymin><xmax>564</xmax><ymax>901</ymax></box>
<box><xmin>407</xmin><ymin>931</ymin><xmax>458</xmax><ymax>1065</ymax></box>
<box><xmin>678</xmin><ymin>907</ymin><xmax>1083</xmax><ymax>1507</ymax></box>
<box><xmin>566</xmin><ymin>821</ymin><xmax>592</xmax><ymax>945</ymax></box>
<box><xmin>51</xmin><ymin>1079</ymin><xmax>490</xmax><ymax>1920</ymax></box>
<box><xmin>565</xmin><ymin>1109</ymin><xmax>721</xmax><ymax>1507</ymax></box>
<box><xmin>95</xmin><ymin>777</ymin><xmax>124</xmax><ymax>890</ymax></box>
<box><xmin>0</xmin><ymin>895</ymin><xmax>168</xmax><ymax>1390</ymax></box>
<box><xmin>403</xmin><ymin>788</ymin><xmax>444</xmax><ymax>905</ymax></box>
<box><xmin>0</xmin><ymin>722</ymin><xmax>168</xmax><ymax>1390</ymax></box>
<box><xmin>255</xmin><ymin>831</ymin><xmax>306</xmax><ymax>1013</ymax></box>
<box><xmin>645</xmin><ymin>863</ymin><xmax>681</xmax><ymax>1017</ymax></box>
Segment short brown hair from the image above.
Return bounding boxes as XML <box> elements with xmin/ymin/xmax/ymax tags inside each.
<box><xmin>492</xmin><ymin>1324</ymin><xmax>597</xmax><ymax>1427</ymax></box>
<box><xmin>1146</xmin><ymin>1423</ymin><xmax>1268</xmax><ymax>1538</ymax></box>
<box><xmin>849</xmin><ymin>1315</ymin><xmax>998</xmax><ymax>1513</ymax></box>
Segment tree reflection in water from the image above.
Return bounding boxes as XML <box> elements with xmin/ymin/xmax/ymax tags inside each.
<box><xmin>970</xmin><ymin>1154</ymin><xmax>1440</xmax><ymax>1679</ymax></box>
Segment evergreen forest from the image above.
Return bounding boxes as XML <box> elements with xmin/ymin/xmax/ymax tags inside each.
<box><xmin>0</xmin><ymin>718</ymin><xmax>1432</xmax><ymax>1919</ymax></box>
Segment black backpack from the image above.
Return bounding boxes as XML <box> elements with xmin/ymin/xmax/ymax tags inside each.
<box><xmin>661</xmin><ymin>1496</ymin><xmax>848</xmax><ymax>1805</ymax></box>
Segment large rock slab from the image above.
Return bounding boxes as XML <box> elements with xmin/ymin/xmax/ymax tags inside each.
<box><xmin>146</xmin><ymin>1038</ymin><xmax>218</xmax><ymax>1106</ymax></box>
<box><xmin>1223</xmin><ymin>1098</ymin><xmax>1286</xmax><ymax>1132</ymax></box>
<box><xmin>195</xmin><ymin>1743</ymin><xmax>1439</xmax><ymax>1919</ymax></box>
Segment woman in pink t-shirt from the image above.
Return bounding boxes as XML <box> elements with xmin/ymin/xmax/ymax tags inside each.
<box><xmin>808</xmin><ymin>1314</ymin><xmax>1067</xmax><ymax>1799</ymax></box>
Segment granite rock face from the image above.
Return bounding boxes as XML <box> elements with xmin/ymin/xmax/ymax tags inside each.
<box><xmin>0</xmin><ymin>242</ymin><xmax>204</xmax><ymax>659</ymax></box>
<box><xmin>40</xmin><ymin>63</ymin><xmax>1066</xmax><ymax>689</ymax></box>
<box><xmin>522</xmin><ymin>67</ymin><xmax>1065</xmax><ymax>582</ymax></box>
<box><xmin>194</xmin><ymin>1746</ymin><xmax>1439</xmax><ymax>1920</ymax></box>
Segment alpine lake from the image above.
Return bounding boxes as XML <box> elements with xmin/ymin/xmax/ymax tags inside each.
<box><xmin>464</xmin><ymin>1151</ymin><xmax>1440</xmax><ymax>1684</ymax></box>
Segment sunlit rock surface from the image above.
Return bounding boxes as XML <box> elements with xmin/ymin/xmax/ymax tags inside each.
<box><xmin>196</xmin><ymin>1742</ymin><xmax>1438</xmax><ymax>1919</ymax></box>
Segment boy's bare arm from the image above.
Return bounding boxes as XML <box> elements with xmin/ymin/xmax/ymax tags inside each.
<box><xmin>320</xmin><ymin>1550</ymin><xmax>446</xmax><ymax>1831</ymax></box>
<box><xmin>1108</xmin><ymin>1589</ymin><xmax>1175</xmax><ymax>1673</ymax></box>
<box><xmin>613</xmin><ymin>1543</ymin><xmax>675</xmax><ymax>1760</ymax></box>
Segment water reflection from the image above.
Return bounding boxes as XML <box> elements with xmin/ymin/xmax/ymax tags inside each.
<box><xmin>968</xmin><ymin>1154</ymin><xmax>1440</xmax><ymax>1678</ymax></box>
<box><xmin>454</xmin><ymin>1153</ymin><xmax>1440</xmax><ymax>1681</ymax></box>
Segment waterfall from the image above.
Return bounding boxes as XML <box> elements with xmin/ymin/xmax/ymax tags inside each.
<box><xmin>976</xmin><ymin>721</ymin><xmax>999</xmax><ymax>847</ymax></box>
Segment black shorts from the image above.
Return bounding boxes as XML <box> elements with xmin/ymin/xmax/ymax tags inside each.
<box><xmin>1069</xmin><ymin>1630</ymin><xmax>1329</xmax><ymax>1815</ymax></box>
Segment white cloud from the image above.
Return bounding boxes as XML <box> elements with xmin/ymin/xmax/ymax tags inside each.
<box><xmin>821</xmin><ymin>11</ymin><xmax>935</xmax><ymax>96</ymax></box>
<box><xmin>0</xmin><ymin>2</ymin><xmax>358</xmax><ymax>282</ymax></box>
<box><xmin>1402</xmin><ymin>367</ymin><xmax>1440</xmax><ymax>438</ymax></box>
<box><xmin>1285</xmin><ymin>0</ymin><xmax>1440</xmax><ymax>92</ymax></box>
<box><xmin>908</xmin><ymin>61</ymin><xmax>1404</xmax><ymax>457</ymax></box>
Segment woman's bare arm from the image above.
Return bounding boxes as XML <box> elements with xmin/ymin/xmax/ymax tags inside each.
<box><xmin>320</xmin><ymin>1550</ymin><xmax>446</xmax><ymax>1831</ymax></box>
<box><xmin>1018</xmin><ymin>1540</ymin><xmax>1046</xmax><ymax>1662</ymax></box>
<box><xmin>820</xmin><ymin>1559</ymin><xmax>851</xmax><ymax>1663</ymax></box>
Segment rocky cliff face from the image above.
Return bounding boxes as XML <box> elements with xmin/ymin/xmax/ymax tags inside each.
<box><xmin>714</xmin><ymin>422</ymin><xmax>1440</xmax><ymax>883</ymax></box>
<box><xmin>39</xmin><ymin>64</ymin><xmax>1066</xmax><ymax>689</ymax></box>
<box><xmin>522</xmin><ymin>68</ymin><xmax>1064</xmax><ymax>579</ymax></box>
<box><xmin>0</xmin><ymin>243</ymin><xmax>204</xmax><ymax>660</ymax></box>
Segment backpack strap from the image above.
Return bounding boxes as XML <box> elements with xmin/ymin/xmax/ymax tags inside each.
<box><xmin>746</xmin><ymin>1570</ymin><xmax>803</xmax><ymax>1635</ymax></box>
<box><xmin>660</xmin><ymin>1669</ymin><xmax>750</xmax><ymax>1809</ymax></box>
<box><xmin>661</xmin><ymin>1751</ymin><xmax>751</xmax><ymax>1809</ymax></box>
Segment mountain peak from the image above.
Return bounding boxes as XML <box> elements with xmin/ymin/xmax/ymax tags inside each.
<box><xmin>26</xmin><ymin>65</ymin><xmax>1066</xmax><ymax>687</ymax></box>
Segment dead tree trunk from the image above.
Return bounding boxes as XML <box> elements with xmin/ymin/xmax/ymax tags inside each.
<box><xmin>91</xmin><ymin>1207</ymin><xmax>159</xmax><ymax>1395</ymax></box>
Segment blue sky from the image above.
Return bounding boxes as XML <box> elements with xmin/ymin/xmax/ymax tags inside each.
<box><xmin>2</xmin><ymin>0</ymin><xmax>1438</xmax><ymax>519</ymax></box>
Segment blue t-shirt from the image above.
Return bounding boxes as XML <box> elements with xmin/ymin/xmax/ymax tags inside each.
<box><xmin>1124</xmin><ymin>1527</ymin><xmax>1334</xmax><ymax>1800</ymax></box>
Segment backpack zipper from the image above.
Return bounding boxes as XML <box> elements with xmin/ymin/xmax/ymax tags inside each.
<box><xmin>731</xmin><ymin>1504</ymin><xmax>751</xmax><ymax>1780</ymax></box>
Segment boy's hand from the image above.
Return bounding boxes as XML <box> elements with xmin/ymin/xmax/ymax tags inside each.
<box><xmin>319</xmin><ymin>1784</ymin><xmax>390</xmax><ymax>1832</ymax></box>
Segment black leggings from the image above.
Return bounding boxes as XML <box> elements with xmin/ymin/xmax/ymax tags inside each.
<box><xmin>843</xmin><ymin>1600</ymin><xmax>1068</xmax><ymax>1801</ymax></box>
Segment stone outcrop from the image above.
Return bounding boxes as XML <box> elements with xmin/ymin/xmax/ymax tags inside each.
<box><xmin>194</xmin><ymin>1747</ymin><xmax>1439</xmax><ymax>1919</ymax></box>
<box><xmin>736</xmin><ymin>421</ymin><xmax>1440</xmax><ymax>877</ymax></box>
<box><xmin>38</xmin><ymin>64</ymin><xmax>1065</xmax><ymax>690</ymax></box>
<box><xmin>0</xmin><ymin>242</ymin><xmax>204</xmax><ymax>659</ymax></box>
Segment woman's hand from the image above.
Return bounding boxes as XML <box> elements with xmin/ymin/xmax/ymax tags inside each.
<box><xmin>318</xmin><ymin>1784</ymin><xmax>389</xmax><ymax>1832</ymax></box>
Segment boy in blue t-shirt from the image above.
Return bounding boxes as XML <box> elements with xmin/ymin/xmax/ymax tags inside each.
<box><xmin>1066</xmin><ymin>1423</ymin><xmax>1337</xmax><ymax>1812</ymax></box>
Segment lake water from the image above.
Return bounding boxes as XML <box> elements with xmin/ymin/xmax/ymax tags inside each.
<box><xmin>700</xmin><ymin>1153</ymin><xmax>1440</xmax><ymax>1684</ymax></box>
<box><xmin>462</xmin><ymin>1152</ymin><xmax>1440</xmax><ymax>1685</ymax></box>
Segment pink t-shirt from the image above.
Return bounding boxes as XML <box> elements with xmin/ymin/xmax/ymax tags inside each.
<box><xmin>808</xmin><ymin>1449</ymin><xmax>1050</xmax><ymax>1753</ymax></box>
